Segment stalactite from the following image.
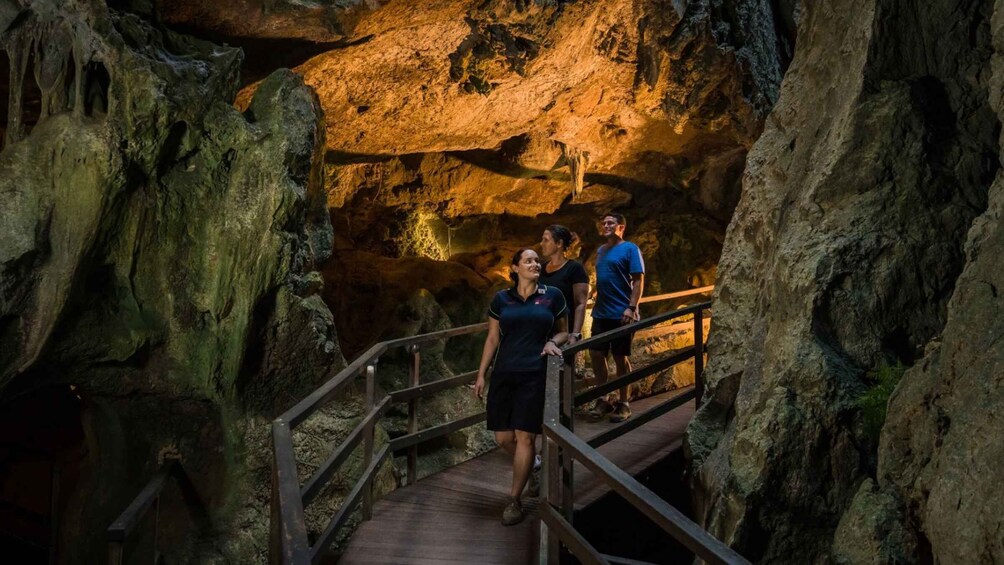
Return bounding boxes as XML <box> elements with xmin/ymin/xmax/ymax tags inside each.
<box><xmin>34</xmin><ymin>21</ymin><xmax>74</xmax><ymax>120</ymax></box>
<box><xmin>2</xmin><ymin>14</ymin><xmax>82</xmax><ymax>148</ymax></box>
<box><xmin>72</xmin><ymin>21</ymin><xmax>87</xmax><ymax>118</ymax></box>
<box><xmin>3</xmin><ymin>24</ymin><xmax>32</xmax><ymax>146</ymax></box>
<box><xmin>560</xmin><ymin>142</ymin><xmax>588</xmax><ymax>198</ymax></box>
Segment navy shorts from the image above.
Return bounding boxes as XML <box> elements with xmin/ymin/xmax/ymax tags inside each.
<box><xmin>588</xmin><ymin>318</ymin><xmax>633</xmax><ymax>357</ymax></box>
<box><xmin>486</xmin><ymin>369</ymin><xmax>546</xmax><ymax>434</ymax></box>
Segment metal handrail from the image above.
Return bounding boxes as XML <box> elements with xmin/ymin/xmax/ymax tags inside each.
<box><xmin>270</xmin><ymin>322</ymin><xmax>490</xmax><ymax>564</ymax></box>
<box><xmin>271</xmin><ymin>286</ymin><xmax>715</xmax><ymax>564</ymax></box>
<box><xmin>539</xmin><ymin>301</ymin><xmax>749</xmax><ymax>564</ymax></box>
<box><xmin>106</xmin><ymin>459</ymin><xmax>204</xmax><ymax>565</ymax></box>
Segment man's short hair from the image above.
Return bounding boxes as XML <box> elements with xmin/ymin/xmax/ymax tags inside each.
<box><xmin>601</xmin><ymin>212</ymin><xmax>627</xmax><ymax>227</ymax></box>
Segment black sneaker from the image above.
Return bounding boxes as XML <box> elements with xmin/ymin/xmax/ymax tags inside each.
<box><xmin>501</xmin><ymin>497</ymin><xmax>524</xmax><ymax>525</ymax></box>
<box><xmin>609</xmin><ymin>402</ymin><xmax>632</xmax><ymax>423</ymax></box>
<box><xmin>587</xmin><ymin>398</ymin><xmax>615</xmax><ymax>421</ymax></box>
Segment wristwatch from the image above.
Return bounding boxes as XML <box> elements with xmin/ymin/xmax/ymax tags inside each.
<box><xmin>570</xmin><ymin>332</ymin><xmax>582</xmax><ymax>339</ymax></box>
<box><xmin>626</xmin><ymin>305</ymin><xmax>637</xmax><ymax>312</ymax></box>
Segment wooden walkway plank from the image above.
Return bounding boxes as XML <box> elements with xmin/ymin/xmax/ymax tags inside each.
<box><xmin>337</xmin><ymin>390</ymin><xmax>694</xmax><ymax>565</ymax></box>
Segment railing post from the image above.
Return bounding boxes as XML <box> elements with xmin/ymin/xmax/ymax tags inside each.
<box><xmin>694</xmin><ymin>308</ymin><xmax>705</xmax><ymax>408</ymax></box>
<box><xmin>107</xmin><ymin>542</ymin><xmax>122</xmax><ymax>565</ymax></box>
<box><xmin>50</xmin><ymin>462</ymin><xmax>59</xmax><ymax>565</ymax></box>
<box><xmin>540</xmin><ymin>355</ymin><xmax>562</xmax><ymax>564</ymax></box>
<box><xmin>271</xmin><ymin>421</ymin><xmax>310</xmax><ymax>564</ymax></box>
<box><xmin>269</xmin><ymin>456</ymin><xmax>280</xmax><ymax>564</ymax></box>
<box><xmin>153</xmin><ymin>495</ymin><xmax>161</xmax><ymax>564</ymax></box>
<box><xmin>560</xmin><ymin>359</ymin><xmax>575</xmax><ymax>523</ymax></box>
<box><xmin>407</xmin><ymin>345</ymin><xmax>420</xmax><ymax>485</ymax></box>
<box><xmin>362</xmin><ymin>364</ymin><xmax>376</xmax><ymax>521</ymax></box>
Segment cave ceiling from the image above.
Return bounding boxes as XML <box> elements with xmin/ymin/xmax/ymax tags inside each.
<box><xmin>155</xmin><ymin>0</ymin><xmax>781</xmax><ymax>216</ymax></box>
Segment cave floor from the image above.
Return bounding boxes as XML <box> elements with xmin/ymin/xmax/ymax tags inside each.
<box><xmin>337</xmin><ymin>389</ymin><xmax>695</xmax><ymax>564</ymax></box>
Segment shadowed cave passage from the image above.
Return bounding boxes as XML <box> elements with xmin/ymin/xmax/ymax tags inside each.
<box><xmin>0</xmin><ymin>385</ymin><xmax>85</xmax><ymax>562</ymax></box>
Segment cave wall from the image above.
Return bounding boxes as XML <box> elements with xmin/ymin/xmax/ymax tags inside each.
<box><xmin>687</xmin><ymin>0</ymin><xmax>1002</xmax><ymax>562</ymax></box>
<box><xmin>0</xmin><ymin>1</ymin><xmax>344</xmax><ymax>561</ymax></box>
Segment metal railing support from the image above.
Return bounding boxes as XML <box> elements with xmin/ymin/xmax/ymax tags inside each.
<box><xmin>694</xmin><ymin>308</ymin><xmax>705</xmax><ymax>408</ymax></box>
<box><xmin>560</xmin><ymin>359</ymin><xmax>575</xmax><ymax>523</ymax></box>
<box><xmin>407</xmin><ymin>345</ymin><xmax>420</xmax><ymax>485</ymax></box>
<box><xmin>108</xmin><ymin>458</ymin><xmax>208</xmax><ymax>565</ymax></box>
<box><xmin>268</xmin><ymin>290</ymin><xmax>718</xmax><ymax>564</ymax></box>
<box><xmin>538</xmin><ymin>301</ymin><xmax>747</xmax><ymax>564</ymax></box>
<box><xmin>541</xmin><ymin>355</ymin><xmax>563</xmax><ymax>565</ymax></box>
<box><xmin>271</xmin><ymin>421</ymin><xmax>311</xmax><ymax>565</ymax></box>
<box><xmin>362</xmin><ymin>364</ymin><xmax>376</xmax><ymax>521</ymax></box>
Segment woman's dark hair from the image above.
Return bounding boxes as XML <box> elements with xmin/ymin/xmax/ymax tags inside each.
<box><xmin>545</xmin><ymin>224</ymin><xmax>578</xmax><ymax>250</ymax></box>
<box><xmin>509</xmin><ymin>248</ymin><xmax>535</xmax><ymax>284</ymax></box>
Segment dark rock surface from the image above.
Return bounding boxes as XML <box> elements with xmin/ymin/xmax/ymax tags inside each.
<box><xmin>688</xmin><ymin>0</ymin><xmax>1003</xmax><ymax>562</ymax></box>
<box><xmin>0</xmin><ymin>1</ymin><xmax>343</xmax><ymax>561</ymax></box>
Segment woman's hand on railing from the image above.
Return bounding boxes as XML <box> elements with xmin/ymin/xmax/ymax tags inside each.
<box><xmin>541</xmin><ymin>340</ymin><xmax>562</xmax><ymax>357</ymax></box>
<box><xmin>473</xmin><ymin>372</ymin><xmax>486</xmax><ymax>400</ymax></box>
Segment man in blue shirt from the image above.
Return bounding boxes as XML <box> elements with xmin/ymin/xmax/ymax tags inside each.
<box><xmin>589</xmin><ymin>213</ymin><xmax>644</xmax><ymax>422</ymax></box>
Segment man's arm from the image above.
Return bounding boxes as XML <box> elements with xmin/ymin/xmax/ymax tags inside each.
<box><xmin>621</xmin><ymin>273</ymin><xmax>644</xmax><ymax>324</ymax></box>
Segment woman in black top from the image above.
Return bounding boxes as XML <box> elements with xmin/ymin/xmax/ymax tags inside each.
<box><xmin>474</xmin><ymin>248</ymin><xmax>568</xmax><ymax>526</ymax></box>
<box><xmin>539</xmin><ymin>225</ymin><xmax>589</xmax><ymax>346</ymax></box>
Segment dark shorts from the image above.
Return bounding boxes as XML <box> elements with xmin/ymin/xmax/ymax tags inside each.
<box><xmin>486</xmin><ymin>369</ymin><xmax>546</xmax><ymax>434</ymax></box>
<box><xmin>589</xmin><ymin>318</ymin><xmax>633</xmax><ymax>357</ymax></box>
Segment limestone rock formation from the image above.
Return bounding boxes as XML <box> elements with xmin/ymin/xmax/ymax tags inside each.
<box><xmin>0</xmin><ymin>1</ymin><xmax>344</xmax><ymax>561</ymax></box>
<box><xmin>836</xmin><ymin>2</ymin><xmax>1004</xmax><ymax>556</ymax></box>
<box><xmin>226</xmin><ymin>0</ymin><xmax>787</xmax><ymax>334</ymax></box>
<box><xmin>687</xmin><ymin>0</ymin><xmax>1002</xmax><ymax>562</ymax></box>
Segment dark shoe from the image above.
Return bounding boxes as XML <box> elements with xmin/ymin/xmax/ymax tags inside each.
<box><xmin>586</xmin><ymin>398</ymin><xmax>614</xmax><ymax>421</ymax></box>
<box><xmin>526</xmin><ymin>466</ymin><xmax>540</xmax><ymax>498</ymax></box>
<box><xmin>501</xmin><ymin>497</ymin><xmax>524</xmax><ymax>525</ymax></box>
<box><xmin>609</xmin><ymin>402</ymin><xmax>632</xmax><ymax>423</ymax></box>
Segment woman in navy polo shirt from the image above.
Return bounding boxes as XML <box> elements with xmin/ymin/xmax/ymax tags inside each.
<box><xmin>474</xmin><ymin>248</ymin><xmax>568</xmax><ymax>526</ymax></box>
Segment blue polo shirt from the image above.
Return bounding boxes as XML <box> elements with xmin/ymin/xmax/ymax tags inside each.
<box><xmin>488</xmin><ymin>285</ymin><xmax>567</xmax><ymax>372</ymax></box>
<box><xmin>593</xmin><ymin>241</ymin><xmax>645</xmax><ymax>320</ymax></box>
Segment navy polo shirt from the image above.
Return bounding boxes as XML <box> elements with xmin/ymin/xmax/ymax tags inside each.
<box><xmin>488</xmin><ymin>285</ymin><xmax>567</xmax><ymax>372</ymax></box>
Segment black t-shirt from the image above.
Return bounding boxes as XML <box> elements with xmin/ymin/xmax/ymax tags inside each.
<box><xmin>487</xmin><ymin>285</ymin><xmax>567</xmax><ymax>372</ymax></box>
<box><xmin>539</xmin><ymin>260</ymin><xmax>588</xmax><ymax>330</ymax></box>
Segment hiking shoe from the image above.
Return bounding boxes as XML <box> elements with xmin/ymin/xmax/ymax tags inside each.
<box><xmin>609</xmin><ymin>402</ymin><xmax>632</xmax><ymax>423</ymax></box>
<box><xmin>586</xmin><ymin>398</ymin><xmax>615</xmax><ymax>421</ymax></box>
<box><xmin>501</xmin><ymin>497</ymin><xmax>524</xmax><ymax>526</ymax></box>
<box><xmin>526</xmin><ymin>466</ymin><xmax>540</xmax><ymax>498</ymax></box>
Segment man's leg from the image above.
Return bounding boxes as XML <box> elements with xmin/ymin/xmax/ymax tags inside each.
<box><xmin>587</xmin><ymin>349</ymin><xmax>615</xmax><ymax>417</ymax></box>
<box><xmin>612</xmin><ymin>354</ymin><xmax>632</xmax><ymax>403</ymax></box>
<box><xmin>495</xmin><ymin>430</ymin><xmax>516</xmax><ymax>455</ymax></box>
<box><xmin>610</xmin><ymin>354</ymin><xmax>633</xmax><ymax>422</ymax></box>
<box><xmin>590</xmin><ymin>349</ymin><xmax>609</xmax><ymax>385</ymax></box>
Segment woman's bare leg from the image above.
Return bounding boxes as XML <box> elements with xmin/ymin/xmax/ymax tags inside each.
<box><xmin>510</xmin><ymin>430</ymin><xmax>536</xmax><ymax>497</ymax></box>
<box><xmin>495</xmin><ymin>430</ymin><xmax>516</xmax><ymax>455</ymax></box>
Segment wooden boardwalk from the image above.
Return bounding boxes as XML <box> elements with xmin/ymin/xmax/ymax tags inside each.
<box><xmin>338</xmin><ymin>389</ymin><xmax>695</xmax><ymax>565</ymax></box>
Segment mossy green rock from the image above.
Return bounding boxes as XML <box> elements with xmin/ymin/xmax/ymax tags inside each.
<box><xmin>1</xmin><ymin>2</ymin><xmax>340</xmax><ymax>562</ymax></box>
